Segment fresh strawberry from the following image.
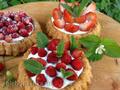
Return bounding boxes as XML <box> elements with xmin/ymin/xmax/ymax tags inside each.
<box><xmin>36</xmin><ymin>58</ymin><xmax>47</xmax><ymax>67</ymax></box>
<box><xmin>64</xmin><ymin>41</ymin><xmax>70</xmax><ymax>50</ymax></box>
<box><xmin>30</xmin><ymin>47</ymin><xmax>38</xmax><ymax>55</ymax></box>
<box><xmin>83</xmin><ymin>2</ymin><xmax>96</xmax><ymax>15</ymax></box>
<box><xmin>17</xmin><ymin>22</ymin><xmax>25</xmax><ymax>29</ymax></box>
<box><xmin>61</xmin><ymin>51</ymin><xmax>72</xmax><ymax>64</ymax></box>
<box><xmin>38</xmin><ymin>48</ymin><xmax>47</xmax><ymax>57</ymax></box>
<box><xmin>66</xmin><ymin>68</ymin><xmax>78</xmax><ymax>81</ymax></box>
<box><xmin>53</xmin><ymin>19</ymin><xmax>65</xmax><ymax>29</ymax></box>
<box><xmin>63</xmin><ymin>10</ymin><xmax>74</xmax><ymax>23</ymax></box>
<box><xmin>80</xmin><ymin>12</ymin><xmax>97</xmax><ymax>31</ymax></box>
<box><xmin>55</xmin><ymin>63</ymin><xmax>66</xmax><ymax>71</ymax></box>
<box><xmin>46</xmin><ymin>66</ymin><xmax>57</xmax><ymax>77</ymax></box>
<box><xmin>52</xmin><ymin>77</ymin><xmax>63</xmax><ymax>88</ymax></box>
<box><xmin>0</xmin><ymin>63</ymin><xmax>5</xmax><ymax>72</ymax></box>
<box><xmin>0</xmin><ymin>33</ymin><xmax>4</xmax><ymax>40</ymax></box>
<box><xmin>47</xmin><ymin>39</ymin><xmax>60</xmax><ymax>51</ymax></box>
<box><xmin>71</xmin><ymin>58</ymin><xmax>83</xmax><ymax>70</ymax></box>
<box><xmin>26</xmin><ymin>70</ymin><xmax>36</xmax><ymax>77</ymax></box>
<box><xmin>19</xmin><ymin>29</ymin><xmax>29</xmax><ymax>37</ymax></box>
<box><xmin>72</xmin><ymin>49</ymin><xmax>83</xmax><ymax>58</ymax></box>
<box><xmin>52</xmin><ymin>8</ymin><xmax>62</xmax><ymax>20</ymax></box>
<box><xmin>75</xmin><ymin>15</ymin><xmax>86</xmax><ymax>24</ymax></box>
<box><xmin>47</xmin><ymin>52</ymin><xmax>58</xmax><ymax>64</ymax></box>
<box><xmin>5</xmin><ymin>35</ymin><xmax>12</xmax><ymax>42</ymax></box>
<box><xmin>36</xmin><ymin>74</ymin><xmax>47</xmax><ymax>86</ymax></box>
<box><xmin>65</xmin><ymin>24</ymin><xmax>79</xmax><ymax>33</ymax></box>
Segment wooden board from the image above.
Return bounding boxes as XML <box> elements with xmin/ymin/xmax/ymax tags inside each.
<box><xmin>0</xmin><ymin>2</ymin><xmax>120</xmax><ymax>90</ymax></box>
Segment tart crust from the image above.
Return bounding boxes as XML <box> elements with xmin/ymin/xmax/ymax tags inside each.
<box><xmin>0</xmin><ymin>19</ymin><xmax>42</xmax><ymax>56</ymax></box>
<box><xmin>18</xmin><ymin>50</ymin><xmax>93</xmax><ymax>90</ymax></box>
<box><xmin>46</xmin><ymin>19</ymin><xmax>101</xmax><ymax>41</ymax></box>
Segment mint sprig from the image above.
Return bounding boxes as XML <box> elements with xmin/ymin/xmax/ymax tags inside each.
<box><xmin>60</xmin><ymin>68</ymin><xmax>73</xmax><ymax>78</ymax></box>
<box><xmin>70</xmin><ymin>36</ymin><xmax>78</xmax><ymax>51</ymax></box>
<box><xmin>24</xmin><ymin>59</ymin><xmax>44</xmax><ymax>74</ymax></box>
<box><xmin>79</xmin><ymin>35</ymin><xmax>120</xmax><ymax>61</ymax></box>
<box><xmin>37</xmin><ymin>32</ymin><xmax>48</xmax><ymax>48</ymax></box>
<box><xmin>57</xmin><ymin>40</ymin><xmax>65</xmax><ymax>57</ymax></box>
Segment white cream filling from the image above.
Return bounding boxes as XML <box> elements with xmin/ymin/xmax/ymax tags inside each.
<box><xmin>28</xmin><ymin>48</ymin><xmax>83</xmax><ymax>90</ymax></box>
<box><xmin>51</xmin><ymin>17</ymin><xmax>87</xmax><ymax>35</ymax></box>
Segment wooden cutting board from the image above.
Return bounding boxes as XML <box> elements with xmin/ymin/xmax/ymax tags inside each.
<box><xmin>0</xmin><ymin>2</ymin><xmax>120</xmax><ymax>90</ymax></box>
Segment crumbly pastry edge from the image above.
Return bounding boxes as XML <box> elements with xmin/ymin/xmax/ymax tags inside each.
<box><xmin>18</xmin><ymin>50</ymin><xmax>93</xmax><ymax>90</ymax></box>
<box><xmin>46</xmin><ymin>19</ymin><xmax>101</xmax><ymax>42</ymax></box>
<box><xmin>0</xmin><ymin>18</ymin><xmax>42</xmax><ymax>56</ymax></box>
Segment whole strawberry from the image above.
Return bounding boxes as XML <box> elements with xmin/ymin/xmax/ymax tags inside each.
<box><xmin>52</xmin><ymin>77</ymin><xmax>64</xmax><ymax>88</ymax></box>
<box><xmin>36</xmin><ymin>74</ymin><xmax>47</xmax><ymax>86</ymax></box>
<box><xmin>46</xmin><ymin>66</ymin><xmax>57</xmax><ymax>77</ymax></box>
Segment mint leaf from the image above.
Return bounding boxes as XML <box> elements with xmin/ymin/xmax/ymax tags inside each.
<box><xmin>24</xmin><ymin>59</ymin><xmax>44</xmax><ymax>74</ymax></box>
<box><xmin>57</xmin><ymin>40</ymin><xmax>64</xmax><ymax>57</ymax></box>
<box><xmin>37</xmin><ymin>32</ymin><xmax>48</xmax><ymax>48</ymax></box>
<box><xmin>60</xmin><ymin>68</ymin><xmax>73</xmax><ymax>78</ymax></box>
<box><xmin>70</xmin><ymin>36</ymin><xmax>78</xmax><ymax>51</ymax></box>
<box><xmin>79</xmin><ymin>35</ymin><xmax>101</xmax><ymax>48</ymax></box>
<box><xmin>73</xmin><ymin>6</ymin><xmax>79</xmax><ymax>17</ymax></box>
<box><xmin>78</xmin><ymin>0</ymin><xmax>91</xmax><ymax>16</ymax></box>
<box><xmin>101</xmin><ymin>38</ymin><xmax>120</xmax><ymax>58</ymax></box>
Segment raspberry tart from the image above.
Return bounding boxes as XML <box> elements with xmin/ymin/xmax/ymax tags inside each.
<box><xmin>0</xmin><ymin>11</ymin><xmax>41</xmax><ymax>56</ymax></box>
<box><xmin>46</xmin><ymin>0</ymin><xmax>101</xmax><ymax>41</ymax></box>
<box><xmin>18</xmin><ymin>32</ymin><xmax>92</xmax><ymax>90</ymax></box>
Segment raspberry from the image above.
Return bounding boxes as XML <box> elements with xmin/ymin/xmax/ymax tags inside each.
<box><xmin>72</xmin><ymin>49</ymin><xmax>83</xmax><ymax>58</ymax></box>
<box><xmin>66</xmin><ymin>68</ymin><xmax>78</xmax><ymax>81</ymax></box>
<box><xmin>26</xmin><ymin>70</ymin><xmax>35</xmax><ymax>77</ymax></box>
<box><xmin>71</xmin><ymin>58</ymin><xmax>83</xmax><ymax>70</ymax></box>
<box><xmin>52</xmin><ymin>77</ymin><xmax>63</xmax><ymax>88</ymax></box>
<box><xmin>30</xmin><ymin>47</ymin><xmax>38</xmax><ymax>55</ymax></box>
<box><xmin>17</xmin><ymin>22</ymin><xmax>25</xmax><ymax>29</ymax></box>
<box><xmin>19</xmin><ymin>29</ymin><xmax>29</xmax><ymax>37</ymax></box>
<box><xmin>47</xmin><ymin>52</ymin><xmax>58</xmax><ymax>64</ymax></box>
<box><xmin>61</xmin><ymin>51</ymin><xmax>72</xmax><ymax>64</ymax></box>
<box><xmin>11</xmin><ymin>33</ymin><xmax>19</xmax><ymax>38</ymax></box>
<box><xmin>46</xmin><ymin>66</ymin><xmax>57</xmax><ymax>77</ymax></box>
<box><xmin>55</xmin><ymin>63</ymin><xmax>66</xmax><ymax>71</ymax></box>
<box><xmin>38</xmin><ymin>48</ymin><xmax>47</xmax><ymax>57</ymax></box>
<box><xmin>0</xmin><ymin>63</ymin><xmax>5</xmax><ymax>72</ymax></box>
<box><xmin>47</xmin><ymin>39</ymin><xmax>60</xmax><ymax>51</ymax></box>
<box><xmin>0</xmin><ymin>33</ymin><xmax>4</xmax><ymax>40</ymax></box>
<box><xmin>36</xmin><ymin>74</ymin><xmax>47</xmax><ymax>86</ymax></box>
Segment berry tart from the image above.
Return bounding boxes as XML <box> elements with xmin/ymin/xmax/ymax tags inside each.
<box><xmin>18</xmin><ymin>32</ymin><xmax>92</xmax><ymax>90</ymax></box>
<box><xmin>0</xmin><ymin>11</ymin><xmax>41</xmax><ymax>56</ymax></box>
<box><xmin>46</xmin><ymin>0</ymin><xmax>101</xmax><ymax>41</ymax></box>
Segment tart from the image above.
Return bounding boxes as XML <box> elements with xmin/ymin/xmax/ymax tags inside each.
<box><xmin>0</xmin><ymin>11</ymin><xmax>41</xmax><ymax>56</ymax></box>
<box><xmin>18</xmin><ymin>32</ymin><xmax>92</xmax><ymax>90</ymax></box>
<box><xmin>46</xmin><ymin>0</ymin><xmax>101</xmax><ymax>41</ymax></box>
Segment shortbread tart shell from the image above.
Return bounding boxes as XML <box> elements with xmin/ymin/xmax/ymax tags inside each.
<box><xmin>18</xmin><ymin>50</ymin><xmax>93</xmax><ymax>90</ymax></box>
<box><xmin>46</xmin><ymin>19</ymin><xmax>101</xmax><ymax>41</ymax></box>
<box><xmin>0</xmin><ymin>19</ymin><xmax>42</xmax><ymax>56</ymax></box>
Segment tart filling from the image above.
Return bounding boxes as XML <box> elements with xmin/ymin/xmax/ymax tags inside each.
<box><xmin>0</xmin><ymin>11</ymin><xmax>34</xmax><ymax>43</ymax></box>
<box><xmin>51</xmin><ymin>0</ymin><xmax>97</xmax><ymax>34</ymax></box>
<box><xmin>25</xmin><ymin>37</ymin><xmax>84</xmax><ymax>89</ymax></box>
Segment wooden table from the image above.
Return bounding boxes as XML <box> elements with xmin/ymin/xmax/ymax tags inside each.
<box><xmin>0</xmin><ymin>2</ymin><xmax>120</xmax><ymax>90</ymax></box>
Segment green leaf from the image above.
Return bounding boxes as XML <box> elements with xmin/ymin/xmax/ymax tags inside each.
<box><xmin>79</xmin><ymin>35</ymin><xmax>101</xmax><ymax>48</ymax></box>
<box><xmin>24</xmin><ymin>59</ymin><xmax>44</xmax><ymax>74</ymax></box>
<box><xmin>37</xmin><ymin>32</ymin><xmax>48</xmax><ymax>48</ymax></box>
<box><xmin>78</xmin><ymin>0</ymin><xmax>91</xmax><ymax>16</ymax></box>
<box><xmin>60</xmin><ymin>3</ymin><xmax>73</xmax><ymax>15</ymax></box>
<box><xmin>101</xmin><ymin>38</ymin><xmax>120</xmax><ymax>58</ymax></box>
<box><xmin>8</xmin><ymin>0</ymin><xmax>21</xmax><ymax>6</ymax></box>
<box><xmin>70</xmin><ymin>36</ymin><xmax>78</xmax><ymax>51</ymax></box>
<box><xmin>57</xmin><ymin>40</ymin><xmax>64</xmax><ymax>57</ymax></box>
<box><xmin>66</xmin><ymin>0</ymin><xmax>75</xmax><ymax>3</ymax></box>
<box><xmin>60</xmin><ymin>68</ymin><xmax>73</xmax><ymax>78</ymax></box>
<box><xmin>73</xmin><ymin>6</ymin><xmax>79</xmax><ymax>17</ymax></box>
<box><xmin>0</xmin><ymin>0</ymin><xmax>8</xmax><ymax>9</ymax></box>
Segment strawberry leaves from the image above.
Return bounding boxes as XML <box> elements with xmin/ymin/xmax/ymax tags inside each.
<box><xmin>70</xmin><ymin>36</ymin><xmax>78</xmax><ymax>51</ymax></box>
<box><xmin>60</xmin><ymin>68</ymin><xmax>73</xmax><ymax>78</ymax></box>
<box><xmin>37</xmin><ymin>32</ymin><xmax>48</xmax><ymax>48</ymax></box>
<box><xmin>24</xmin><ymin>59</ymin><xmax>44</xmax><ymax>74</ymax></box>
<box><xmin>57</xmin><ymin>40</ymin><xmax>65</xmax><ymax>57</ymax></box>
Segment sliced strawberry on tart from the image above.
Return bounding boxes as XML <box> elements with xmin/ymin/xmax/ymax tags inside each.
<box><xmin>18</xmin><ymin>32</ymin><xmax>92</xmax><ymax>90</ymax></box>
<box><xmin>46</xmin><ymin>0</ymin><xmax>101</xmax><ymax>41</ymax></box>
<box><xmin>0</xmin><ymin>11</ymin><xmax>41</xmax><ymax>56</ymax></box>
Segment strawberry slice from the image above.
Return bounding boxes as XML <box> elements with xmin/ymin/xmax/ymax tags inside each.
<box><xmin>53</xmin><ymin>19</ymin><xmax>65</xmax><ymax>29</ymax></box>
<box><xmin>52</xmin><ymin>8</ymin><xmax>62</xmax><ymax>20</ymax></box>
<box><xmin>63</xmin><ymin>10</ymin><xmax>74</xmax><ymax>23</ymax></box>
<box><xmin>65</xmin><ymin>24</ymin><xmax>79</xmax><ymax>33</ymax></box>
<box><xmin>74</xmin><ymin>15</ymin><xmax>86</xmax><ymax>24</ymax></box>
<box><xmin>79</xmin><ymin>12</ymin><xmax>97</xmax><ymax>31</ymax></box>
<box><xmin>83</xmin><ymin>2</ymin><xmax>96</xmax><ymax>15</ymax></box>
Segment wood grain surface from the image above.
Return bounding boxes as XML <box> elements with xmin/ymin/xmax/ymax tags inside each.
<box><xmin>0</xmin><ymin>2</ymin><xmax>120</xmax><ymax>90</ymax></box>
